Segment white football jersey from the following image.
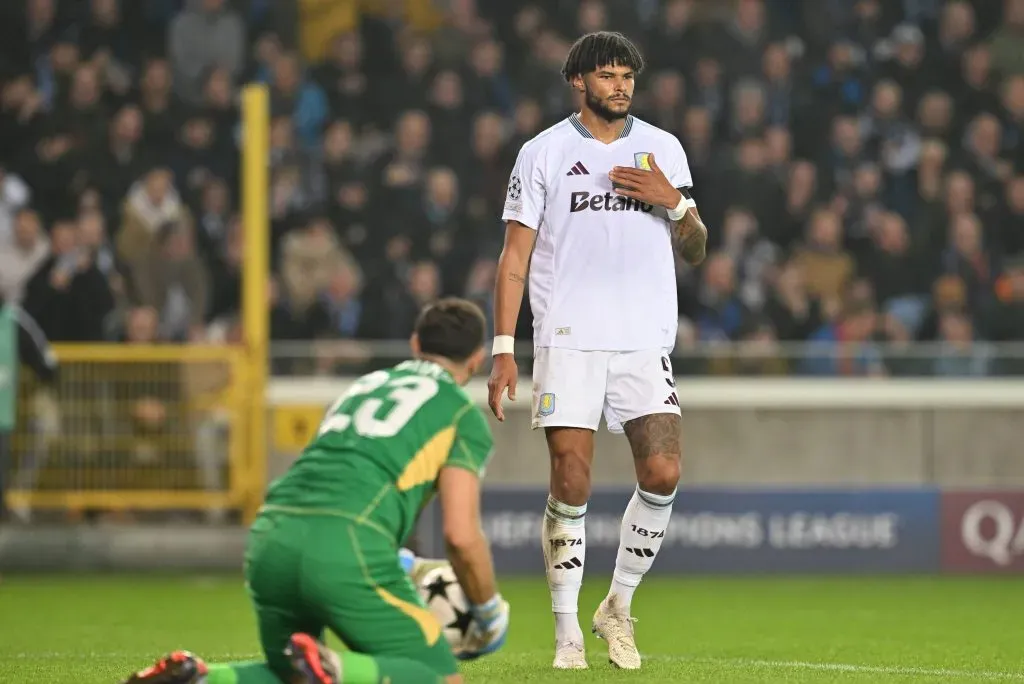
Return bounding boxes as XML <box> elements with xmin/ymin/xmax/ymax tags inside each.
<box><xmin>502</xmin><ymin>114</ymin><xmax>693</xmax><ymax>352</ymax></box>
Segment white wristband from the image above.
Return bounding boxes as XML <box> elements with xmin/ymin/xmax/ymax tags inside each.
<box><xmin>667</xmin><ymin>192</ymin><xmax>697</xmax><ymax>222</ymax></box>
<box><xmin>492</xmin><ymin>335</ymin><xmax>515</xmax><ymax>356</ymax></box>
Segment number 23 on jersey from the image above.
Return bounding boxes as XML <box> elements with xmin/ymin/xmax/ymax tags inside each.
<box><xmin>318</xmin><ymin>370</ymin><xmax>439</xmax><ymax>439</ymax></box>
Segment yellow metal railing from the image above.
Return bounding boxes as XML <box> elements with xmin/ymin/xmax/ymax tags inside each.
<box><xmin>7</xmin><ymin>344</ymin><xmax>253</xmax><ymax>514</ymax></box>
<box><xmin>7</xmin><ymin>84</ymin><xmax>271</xmax><ymax>521</ymax></box>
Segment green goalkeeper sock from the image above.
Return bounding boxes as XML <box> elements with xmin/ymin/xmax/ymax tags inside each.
<box><xmin>205</xmin><ymin>662</ymin><xmax>279</xmax><ymax>684</ymax></box>
<box><xmin>340</xmin><ymin>651</ymin><xmax>443</xmax><ymax>684</ymax></box>
<box><xmin>204</xmin><ymin>655</ymin><xmax>443</xmax><ymax>684</ymax></box>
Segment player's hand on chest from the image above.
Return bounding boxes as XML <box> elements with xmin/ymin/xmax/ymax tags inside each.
<box><xmin>559</xmin><ymin>150</ymin><xmax>671</xmax><ymax>219</ymax></box>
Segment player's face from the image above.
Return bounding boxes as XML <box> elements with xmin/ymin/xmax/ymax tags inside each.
<box><xmin>577</xmin><ymin>65</ymin><xmax>635</xmax><ymax>121</ymax></box>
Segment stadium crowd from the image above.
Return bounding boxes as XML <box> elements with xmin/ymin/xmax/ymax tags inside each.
<box><xmin>1</xmin><ymin>0</ymin><xmax>1023</xmax><ymax>377</ymax></box>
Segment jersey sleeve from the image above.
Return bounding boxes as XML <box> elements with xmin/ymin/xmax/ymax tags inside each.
<box><xmin>501</xmin><ymin>140</ymin><xmax>545</xmax><ymax>230</ymax></box>
<box><xmin>666</xmin><ymin>135</ymin><xmax>693</xmax><ymax>190</ymax></box>
<box><xmin>446</xmin><ymin>403</ymin><xmax>494</xmax><ymax>478</ymax></box>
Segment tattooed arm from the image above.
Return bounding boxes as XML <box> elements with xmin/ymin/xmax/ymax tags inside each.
<box><xmin>493</xmin><ymin>220</ymin><xmax>538</xmax><ymax>339</ymax></box>
<box><xmin>671</xmin><ymin>205</ymin><xmax>708</xmax><ymax>266</ymax></box>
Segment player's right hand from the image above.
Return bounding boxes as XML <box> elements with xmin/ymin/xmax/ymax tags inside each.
<box><xmin>455</xmin><ymin>594</ymin><xmax>510</xmax><ymax>661</ymax></box>
<box><xmin>487</xmin><ymin>354</ymin><xmax>518</xmax><ymax>422</ymax></box>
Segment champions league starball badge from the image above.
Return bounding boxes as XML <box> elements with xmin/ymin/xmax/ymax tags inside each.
<box><xmin>508</xmin><ymin>175</ymin><xmax>522</xmax><ymax>200</ymax></box>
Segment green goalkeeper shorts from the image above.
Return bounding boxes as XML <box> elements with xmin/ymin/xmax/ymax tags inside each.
<box><xmin>243</xmin><ymin>509</ymin><xmax>459</xmax><ymax>680</ymax></box>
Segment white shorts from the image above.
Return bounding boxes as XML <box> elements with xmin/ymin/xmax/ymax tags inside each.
<box><xmin>531</xmin><ymin>347</ymin><xmax>681</xmax><ymax>434</ymax></box>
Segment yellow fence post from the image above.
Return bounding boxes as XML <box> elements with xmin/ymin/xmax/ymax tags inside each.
<box><xmin>241</xmin><ymin>84</ymin><xmax>270</xmax><ymax>524</ymax></box>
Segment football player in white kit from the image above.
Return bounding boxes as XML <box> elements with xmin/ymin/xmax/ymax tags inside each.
<box><xmin>486</xmin><ymin>32</ymin><xmax>708</xmax><ymax>671</ymax></box>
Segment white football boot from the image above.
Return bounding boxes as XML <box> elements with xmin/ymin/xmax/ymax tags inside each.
<box><xmin>591</xmin><ymin>594</ymin><xmax>641</xmax><ymax>670</ymax></box>
<box><xmin>552</xmin><ymin>640</ymin><xmax>588</xmax><ymax>669</ymax></box>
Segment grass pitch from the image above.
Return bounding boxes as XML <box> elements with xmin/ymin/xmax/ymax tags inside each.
<box><xmin>1</xmin><ymin>575</ymin><xmax>1022</xmax><ymax>683</ymax></box>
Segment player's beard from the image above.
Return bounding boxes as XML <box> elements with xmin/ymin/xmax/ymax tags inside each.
<box><xmin>584</xmin><ymin>86</ymin><xmax>630</xmax><ymax>122</ymax></box>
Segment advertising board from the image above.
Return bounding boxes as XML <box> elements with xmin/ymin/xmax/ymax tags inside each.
<box><xmin>423</xmin><ymin>488</ymin><xmax>942</xmax><ymax>574</ymax></box>
<box><xmin>941</xmin><ymin>492</ymin><xmax>1024</xmax><ymax>573</ymax></box>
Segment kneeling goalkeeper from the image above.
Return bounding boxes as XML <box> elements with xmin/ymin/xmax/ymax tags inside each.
<box><xmin>123</xmin><ymin>298</ymin><xmax>509</xmax><ymax>684</ymax></box>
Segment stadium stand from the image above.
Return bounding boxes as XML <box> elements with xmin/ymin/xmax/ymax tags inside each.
<box><xmin>0</xmin><ymin>0</ymin><xmax>1022</xmax><ymax>380</ymax></box>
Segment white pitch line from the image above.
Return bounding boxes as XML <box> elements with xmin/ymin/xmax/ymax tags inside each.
<box><xmin>641</xmin><ymin>654</ymin><xmax>1024</xmax><ymax>681</ymax></box>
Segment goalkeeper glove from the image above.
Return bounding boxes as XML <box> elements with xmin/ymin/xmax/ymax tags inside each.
<box><xmin>398</xmin><ymin>548</ymin><xmax>453</xmax><ymax>585</ymax></box>
<box><xmin>398</xmin><ymin>547</ymin><xmax>416</xmax><ymax>574</ymax></box>
<box><xmin>455</xmin><ymin>594</ymin><xmax>510</xmax><ymax>661</ymax></box>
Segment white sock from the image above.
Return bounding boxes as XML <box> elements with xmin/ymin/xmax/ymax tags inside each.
<box><xmin>542</xmin><ymin>495</ymin><xmax>587</xmax><ymax>644</ymax></box>
<box><xmin>610</xmin><ymin>485</ymin><xmax>676</xmax><ymax>614</ymax></box>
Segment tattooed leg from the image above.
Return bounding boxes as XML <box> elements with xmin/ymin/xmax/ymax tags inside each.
<box><xmin>623</xmin><ymin>413</ymin><xmax>682</xmax><ymax>495</ymax></box>
<box><xmin>599</xmin><ymin>413</ymin><xmax>681</xmax><ymax>626</ymax></box>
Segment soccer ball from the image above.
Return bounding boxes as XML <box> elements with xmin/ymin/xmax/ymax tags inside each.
<box><xmin>417</xmin><ymin>564</ymin><xmax>472</xmax><ymax>650</ymax></box>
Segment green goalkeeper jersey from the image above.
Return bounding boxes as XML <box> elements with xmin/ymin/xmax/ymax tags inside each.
<box><xmin>263</xmin><ymin>359</ymin><xmax>494</xmax><ymax>546</ymax></box>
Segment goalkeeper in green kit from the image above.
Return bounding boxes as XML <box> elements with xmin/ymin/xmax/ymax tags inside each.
<box><xmin>123</xmin><ymin>298</ymin><xmax>510</xmax><ymax>684</ymax></box>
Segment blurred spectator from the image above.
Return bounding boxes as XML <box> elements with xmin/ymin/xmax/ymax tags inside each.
<box><xmin>116</xmin><ymin>306</ymin><xmax>179</xmax><ymax>464</ymax></box>
<box><xmin>272</xmin><ymin>219</ymin><xmax>347</xmax><ymax>345</ymax></box>
<box><xmin>646</xmin><ymin>0</ymin><xmax>702</xmax><ymax>74</ymax></box>
<box><xmin>707</xmin><ymin>317</ymin><xmax>788</xmax><ymax>376</ymax></box>
<box><xmin>0</xmin><ymin>209</ymin><xmax>49</xmax><ymax>303</ymax></box>
<box><xmin>130</xmin><ymin>222</ymin><xmax>209</xmax><ymax>342</ymax></box>
<box><xmin>639</xmin><ymin>70</ymin><xmax>686</xmax><ymax>133</ymax></box>
<box><xmin>918</xmin><ymin>274</ymin><xmax>970</xmax><ymax>342</ymax></box>
<box><xmin>998</xmin><ymin>175</ymin><xmax>1024</xmax><ymax>257</ymax></box>
<box><xmin>718</xmin><ymin>207</ymin><xmax>779</xmax><ymax>311</ymax></box>
<box><xmin>0</xmin><ymin>168</ymin><xmax>31</xmax><ymax>244</ymax></box>
<box><xmin>862</xmin><ymin>80</ymin><xmax>921</xmax><ymax>179</ymax></box>
<box><xmin>92</xmin><ymin>105</ymin><xmax>148</xmax><ymax>216</ymax></box>
<box><xmin>202</xmin><ymin>67</ymin><xmax>240</xmax><ymax>143</ymax></box>
<box><xmin>205</xmin><ymin>214</ymin><xmax>242</xmax><ymax>328</ymax></box>
<box><xmin>943</xmin><ymin>212</ymin><xmax>994</xmax><ymax>312</ymax></box>
<box><xmin>695</xmin><ymin>252</ymin><xmax>749</xmax><ymax>342</ymax></box>
<box><xmin>80</xmin><ymin>0</ymin><xmax>140</xmax><ymax>84</ymax></box>
<box><xmin>464</xmin><ymin>258</ymin><xmax>496</xmax><ymax>333</ymax></box>
<box><xmin>863</xmin><ymin>211</ymin><xmax>928</xmax><ymax>330</ymax></box>
<box><xmin>761</xmin><ymin>42</ymin><xmax>801</xmax><ymax>128</ymax></box>
<box><xmin>935</xmin><ymin>2</ymin><xmax>977</xmax><ymax>76</ymax></box>
<box><xmin>268</xmin><ymin>52</ymin><xmax>329</xmax><ymax>149</ymax></box>
<box><xmin>22</xmin><ymin>218</ymin><xmax>114</xmax><ymax>342</ymax></box>
<box><xmin>139</xmin><ymin>59</ymin><xmax>183</xmax><ymax>162</ymax></box>
<box><xmin>958</xmin><ymin>44</ymin><xmax>1001</xmax><ymax>126</ymax></box>
<box><xmin>989</xmin><ymin>0</ymin><xmax>1024</xmax><ymax>76</ymax></box>
<box><xmin>118</xmin><ymin>168</ymin><xmax>194</xmax><ymax>267</ymax></box>
<box><xmin>169</xmin><ymin>0</ymin><xmax>246</xmax><ymax>106</ymax></box>
<box><xmin>879</xmin><ymin>24</ymin><xmax>930</xmax><ymax>114</ymax></box>
<box><xmin>77</xmin><ymin>208</ymin><xmax>122</xmax><ymax>323</ymax></box>
<box><xmin>315</xmin><ymin>31</ymin><xmax>369</xmax><ymax>127</ymax></box>
<box><xmin>379</xmin><ymin>34</ymin><xmax>435</xmax><ymax>126</ymax></box>
<box><xmin>842</xmin><ymin>162</ymin><xmax>886</xmax><ymax>249</ymax></box>
<box><xmin>175</xmin><ymin>113</ymin><xmax>235</xmax><ymax>197</ymax></box>
<box><xmin>916</xmin><ymin>91</ymin><xmax>954</xmax><ymax>141</ymax></box>
<box><xmin>988</xmin><ymin>257</ymin><xmax>1024</xmax><ymax>362</ymax></box>
<box><xmin>765</xmin><ymin>258</ymin><xmax>823</xmax><ymax>341</ymax></box>
<box><xmin>466</xmin><ymin>38</ymin><xmax>515</xmax><ymax>116</ymax></box>
<box><xmin>681</xmin><ymin>107</ymin><xmax>713</xmax><ymax>188</ymax></box>
<box><xmin>716</xmin><ymin>0</ymin><xmax>770</xmax><ymax>78</ymax></box>
<box><xmin>802</xmin><ymin>279</ymin><xmax>886</xmax><ymax>377</ymax></box>
<box><xmin>933</xmin><ymin>311</ymin><xmax>992</xmax><ymax>377</ymax></box>
<box><xmin>792</xmin><ymin>208</ymin><xmax>855</xmax><ymax>314</ymax></box>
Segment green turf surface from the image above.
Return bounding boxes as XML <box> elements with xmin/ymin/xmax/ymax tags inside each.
<box><xmin>1</xmin><ymin>575</ymin><xmax>1022</xmax><ymax>683</ymax></box>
